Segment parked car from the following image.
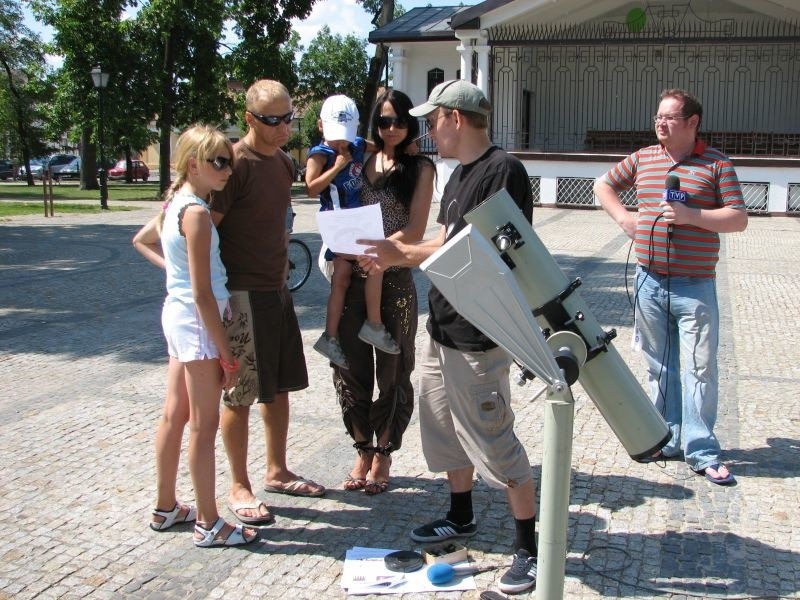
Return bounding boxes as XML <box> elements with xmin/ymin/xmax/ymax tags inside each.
<box><xmin>46</xmin><ymin>154</ymin><xmax>79</xmax><ymax>181</ymax></box>
<box><xmin>56</xmin><ymin>157</ymin><xmax>81</xmax><ymax>180</ymax></box>
<box><xmin>17</xmin><ymin>158</ymin><xmax>45</xmax><ymax>180</ymax></box>
<box><xmin>0</xmin><ymin>159</ymin><xmax>13</xmax><ymax>180</ymax></box>
<box><xmin>108</xmin><ymin>159</ymin><xmax>150</xmax><ymax>182</ymax></box>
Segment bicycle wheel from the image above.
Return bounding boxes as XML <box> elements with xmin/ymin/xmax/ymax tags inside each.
<box><xmin>287</xmin><ymin>238</ymin><xmax>312</xmax><ymax>292</ymax></box>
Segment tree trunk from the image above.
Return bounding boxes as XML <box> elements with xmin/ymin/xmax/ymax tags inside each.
<box><xmin>159</xmin><ymin>28</ymin><xmax>177</xmax><ymax>195</ymax></box>
<box><xmin>124</xmin><ymin>146</ymin><xmax>133</xmax><ymax>183</ymax></box>
<box><xmin>1</xmin><ymin>57</ymin><xmax>34</xmax><ymax>186</ymax></box>
<box><xmin>80</xmin><ymin>127</ymin><xmax>99</xmax><ymax>190</ymax></box>
<box><xmin>360</xmin><ymin>0</ymin><xmax>395</xmax><ymax>136</ymax></box>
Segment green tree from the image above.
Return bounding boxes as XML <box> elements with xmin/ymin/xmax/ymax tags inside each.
<box><xmin>297</xmin><ymin>26</ymin><xmax>369</xmax><ymax>117</ymax></box>
<box><xmin>135</xmin><ymin>0</ymin><xmax>318</xmax><ymax>192</ymax></box>
<box><xmin>226</xmin><ymin>0</ymin><xmax>314</xmax><ymax>94</ymax></box>
<box><xmin>0</xmin><ymin>0</ymin><xmax>52</xmax><ymax>184</ymax></box>
<box><xmin>286</xmin><ymin>98</ymin><xmax>322</xmax><ymax>154</ymax></box>
<box><xmin>133</xmin><ymin>0</ymin><xmax>232</xmax><ymax>192</ymax></box>
<box><xmin>30</xmin><ymin>0</ymin><xmax>322</xmax><ymax>192</ymax></box>
<box><xmin>31</xmin><ymin>0</ymin><xmax>158</xmax><ymax>191</ymax></box>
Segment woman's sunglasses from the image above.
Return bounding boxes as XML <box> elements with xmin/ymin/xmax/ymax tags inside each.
<box><xmin>377</xmin><ymin>116</ymin><xmax>408</xmax><ymax>129</ymax></box>
<box><xmin>207</xmin><ymin>156</ymin><xmax>232</xmax><ymax>171</ymax></box>
<box><xmin>248</xmin><ymin>110</ymin><xmax>294</xmax><ymax>127</ymax></box>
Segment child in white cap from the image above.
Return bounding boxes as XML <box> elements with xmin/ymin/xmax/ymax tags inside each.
<box><xmin>306</xmin><ymin>94</ymin><xmax>400</xmax><ymax>369</ymax></box>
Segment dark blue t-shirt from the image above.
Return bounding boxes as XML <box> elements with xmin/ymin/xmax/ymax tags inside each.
<box><xmin>308</xmin><ymin>137</ymin><xmax>367</xmax><ymax>211</ymax></box>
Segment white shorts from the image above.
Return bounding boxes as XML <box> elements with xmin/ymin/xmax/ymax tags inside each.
<box><xmin>161</xmin><ymin>296</ymin><xmax>229</xmax><ymax>362</ymax></box>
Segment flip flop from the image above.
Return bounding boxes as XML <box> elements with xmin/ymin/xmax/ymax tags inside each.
<box><xmin>697</xmin><ymin>463</ymin><xmax>736</xmax><ymax>485</ymax></box>
<box><xmin>263</xmin><ymin>477</ymin><xmax>325</xmax><ymax>497</ymax></box>
<box><xmin>227</xmin><ymin>499</ymin><xmax>274</xmax><ymax>525</ymax></box>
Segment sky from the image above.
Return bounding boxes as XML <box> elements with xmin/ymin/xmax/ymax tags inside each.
<box><xmin>23</xmin><ymin>0</ymin><xmax>464</xmax><ymax>68</ymax></box>
<box><xmin>293</xmin><ymin>0</ymin><xmax>460</xmax><ymax>52</ymax></box>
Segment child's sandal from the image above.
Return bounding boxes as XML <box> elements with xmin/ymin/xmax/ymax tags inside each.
<box><xmin>150</xmin><ymin>502</ymin><xmax>196</xmax><ymax>531</ymax></box>
<box><xmin>193</xmin><ymin>516</ymin><xmax>257</xmax><ymax>547</ymax></box>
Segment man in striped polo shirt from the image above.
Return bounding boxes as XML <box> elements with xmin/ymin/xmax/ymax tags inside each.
<box><xmin>594</xmin><ymin>88</ymin><xmax>748</xmax><ymax>485</ymax></box>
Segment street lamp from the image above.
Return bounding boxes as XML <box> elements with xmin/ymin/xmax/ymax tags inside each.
<box><xmin>90</xmin><ymin>65</ymin><xmax>110</xmax><ymax>209</ymax></box>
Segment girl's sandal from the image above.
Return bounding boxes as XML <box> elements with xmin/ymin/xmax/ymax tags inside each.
<box><xmin>194</xmin><ymin>517</ymin><xmax>257</xmax><ymax>547</ymax></box>
<box><xmin>365</xmin><ymin>444</ymin><xmax>393</xmax><ymax>495</ymax></box>
<box><xmin>343</xmin><ymin>475</ymin><xmax>368</xmax><ymax>491</ymax></box>
<box><xmin>150</xmin><ymin>502</ymin><xmax>197</xmax><ymax>531</ymax></box>
<box><xmin>364</xmin><ymin>480</ymin><xmax>390</xmax><ymax>495</ymax></box>
<box><xmin>343</xmin><ymin>441</ymin><xmax>373</xmax><ymax>491</ymax></box>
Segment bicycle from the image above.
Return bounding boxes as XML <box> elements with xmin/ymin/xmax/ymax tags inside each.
<box><xmin>286</xmin><ymin>208</ymin><xmax>312</xmax><ymax>292</ymax></box>
<box><xmin>287</xmin><ymin>237</ymin><xmax>312</xmax><ymax>292</ymax></box>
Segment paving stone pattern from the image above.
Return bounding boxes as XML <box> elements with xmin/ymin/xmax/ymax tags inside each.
<box><xmin>1</xmin><ymin>198</ymin><xmax>798</xmax><ymax>599</ymax></box>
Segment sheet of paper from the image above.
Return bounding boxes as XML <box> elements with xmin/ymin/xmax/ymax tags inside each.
<box><xmin>316</xmin><ymin>204</ymin><xmax>385</xmax><ymax>256</ymax></box>
<box><xmin>340</xmin><ymin>546</ymin><xmax>476</xmax><ymax>595</ymax></box>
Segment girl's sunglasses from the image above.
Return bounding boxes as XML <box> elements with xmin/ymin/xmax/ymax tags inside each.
<box><xmin>207</xmin><ymin>156</ymin><xmax>232</xmax><ymax>171</ymax></box>
<box><xmin>248</xmin><ymin>110</ymin><xmax>294</xmax><ymax>127</ymax></box>
<box><xmin>377</xmin><ymin>116</ymin><xmax>408</xmax><ymax>129</ymax></box>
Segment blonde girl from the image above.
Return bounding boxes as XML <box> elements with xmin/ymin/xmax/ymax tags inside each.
<box><xmin>133</xmin><ymin>124</ymin><xmax>256</xmax><ymax>547</ymax></box>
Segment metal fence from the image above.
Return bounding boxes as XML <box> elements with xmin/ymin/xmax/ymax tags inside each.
<box><xmin>490</xmin><ymin>40</ymin><xmax>800</xmax><ymax>153</ymax></box>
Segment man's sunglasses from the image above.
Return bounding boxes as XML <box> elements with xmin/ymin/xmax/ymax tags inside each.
<box><xmin>207</xmin><ymin>156</ymin><xmax>232</xmax><ymax>171</ymax></box>
<box><xmin>248</xmin><ymin>110</ymin><xmax>294</xmax><ymax>127</ymax></box>
<box><xmin>377</xmin><ymin>116</ymin><xmax>408</xmax><ymax>129</ymax></box>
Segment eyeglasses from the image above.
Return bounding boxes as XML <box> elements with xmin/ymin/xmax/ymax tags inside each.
<box><xmin>425</xmin><ymin>110</ymin><xmax>452</xmax><ymax>132</ymax></box>
<box><xmin>248</xmin><ymin>110</ymin><xmax>294</xmax><ymax>127</ymax></box>
<box><xmin>206</xmin><ymin>156</ymin><xmax>232</xmax><ymax>171</ymax></box>
<box><xmin>653</xmin><ymin>114</ymin><xmax>689</xmax><ymax>124</ymax></box>
<box><xmin>377</xmin><ymin>115</ymin><xmax>408</xmax><ymax>129</ymax></box>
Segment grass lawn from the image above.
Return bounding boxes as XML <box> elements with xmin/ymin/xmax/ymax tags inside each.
<box><xmin>0</xmin><ymin>202</ymin><xmax>138</xmax><ymax>217</ymax></box>
<box><xmin>0</xmin><ymin>181</ymin><xmax>160</xmax><ymax>202</ymax></box>
<box><xmin>1</xmin><ymin>181</ymin><xmax>307</xmax><ymax>200</ymax></box>
<box><xmin>0</xmin><ymin>181</ymin><xmax>309</xmax><ymax>216</ymax></box>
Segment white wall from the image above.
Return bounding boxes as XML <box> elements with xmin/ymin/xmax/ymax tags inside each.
<box><xmin>391</xmin><ymin>41</ymin><xmax>462</xmax><ymax>105</ymax></box>
<box><xmin>520</xmin><ymin>156</ymin><xmax>800</xmax><ymax>213</ymax></box>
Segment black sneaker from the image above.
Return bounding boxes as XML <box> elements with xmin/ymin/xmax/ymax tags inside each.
<box><xmin>499</xmin><ymin>549</ymin><xmax>537</xmax><ymax>593</ymax></box>
<box><xmin>409</xmin><ymin>517</ymin><xmax>477</xmax><ymax>542</ymax></box>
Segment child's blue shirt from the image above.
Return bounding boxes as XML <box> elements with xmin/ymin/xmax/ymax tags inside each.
<box><xmin>308</xmin><ymin>137</ymin><xmax>367</xmax><ymax>211</ymax></box>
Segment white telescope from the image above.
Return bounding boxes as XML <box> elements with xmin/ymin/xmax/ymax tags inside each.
<box><xmin>420</xmin><ymin>189</ymin><xmax>670</xmax><ymax>600</ymax></box>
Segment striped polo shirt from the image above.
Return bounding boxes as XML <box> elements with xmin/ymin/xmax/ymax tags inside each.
<box><xmin>602</xmin><ymin>140</ymin><xmax>745</xmax><ymax>277</ymax></box>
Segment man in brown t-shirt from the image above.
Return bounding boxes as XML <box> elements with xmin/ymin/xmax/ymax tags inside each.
<box><xmin>210</xmin><ymin>80</ymin><xmax>325</xmax><ymax>526</ymax></box>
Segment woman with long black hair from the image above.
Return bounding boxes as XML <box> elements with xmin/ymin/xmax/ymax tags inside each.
<box><xmin>333</xmin><ymin>89</ymin><xmax>434</xmax><ymax>495</ymax></box>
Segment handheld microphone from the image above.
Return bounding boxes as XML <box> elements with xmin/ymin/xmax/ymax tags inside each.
<box><xmin>427</xmin><ymin>563</ymin><xmax>483</xmax><ymax>585</ymax></box>
<box><xmin>664</xmin><ymin>175</ymin><xmax>687</xmax><ymax>203</ymax></box>
<box><xmin>663</xmin><ymin>175</ymin><xmax>687</xmax><ymax>236</ymax></box>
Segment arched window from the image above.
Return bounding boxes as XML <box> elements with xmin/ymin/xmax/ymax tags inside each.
<box><xmin>427</xmin><ymin>68</ymin><xmax>444</xmax><ymax>95</ymax></box>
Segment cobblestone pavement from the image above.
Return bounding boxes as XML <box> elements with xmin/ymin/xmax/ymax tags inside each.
<box><xmin>1</xmin><ymin>197</ymin><xmax>799</xmax><ymax>600</ymax></box>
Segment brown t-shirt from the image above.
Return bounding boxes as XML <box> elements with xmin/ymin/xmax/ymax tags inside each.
<box><xmin>209</xmin><ymin>142</ymin><xmax>294</xmax><ymax>291</ymax></box>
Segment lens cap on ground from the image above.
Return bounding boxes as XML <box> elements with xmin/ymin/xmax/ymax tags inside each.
<box><xmin>384</xmin><ymin>550</ymin><xmax>424</xmax><ymax>573</ymax></box>
<box><xmin>480</xmin><ymin>591</ymin><xmax>508</xmax><ymax>600</ymax></box>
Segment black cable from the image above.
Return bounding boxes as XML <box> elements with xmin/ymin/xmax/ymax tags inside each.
<box><xmin>632</xmin><ymin>214</ymin><xmax>669</xmax><ymax>419</ymax></box>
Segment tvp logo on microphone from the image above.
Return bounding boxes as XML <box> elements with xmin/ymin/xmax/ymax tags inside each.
<box><xmin>663</xmin><ymin>174</ymin><xmax>687</xmax><ymax>203</ymax></box>
<box><xmin>664</xmin><ymin>188</ymin><xmax>688</xmax><ymax>203</ymax></box>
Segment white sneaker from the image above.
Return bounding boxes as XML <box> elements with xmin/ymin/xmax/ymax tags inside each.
<box><xmin>358</xmin><ymin>322</ymin><xmax>400</xmax><ymax>354</ymax></box>
<box><xmin>313</xmin><ymin>332</ymin><xmax>349</xmax><ymax>369</ymax></box>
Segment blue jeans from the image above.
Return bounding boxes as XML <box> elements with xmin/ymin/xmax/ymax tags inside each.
<box><xmin>635</xmin><ymin>267</ymin><xmax>721</xmax><ymax>471</ymax></box>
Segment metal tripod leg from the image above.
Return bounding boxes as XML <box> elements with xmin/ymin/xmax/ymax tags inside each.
<box><xmin>536</xmin><ymin>382</ymin><xmax>575</xmax><ymax>599</ymax></box>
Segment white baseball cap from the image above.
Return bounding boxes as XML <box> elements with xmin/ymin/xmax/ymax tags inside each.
<box><xmin>320</xmin><ymin>95</ymin><xmax>359</xmax><ymax>143</ymax></box>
